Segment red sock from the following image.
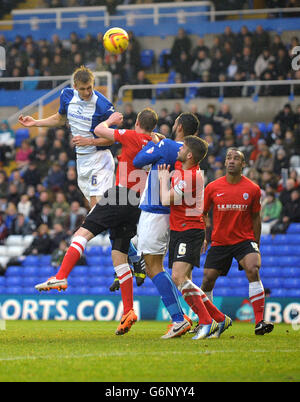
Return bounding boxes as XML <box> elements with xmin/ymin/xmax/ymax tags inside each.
<box><xmin>115</xmin><ymin>264</ymin><xmax>133</xmax><ymax>315</ymax></box>
<box><xmin>249</xmin><ymin>281</ymin><xmax>265</xmax><ymax>324</ymax></box>
<box><xmin>201</xmin><ymin>293</ymin><xmax>226</xmax><ymax>323</ymax></box>
<box><xmin>180</xmin><ymin>281</ymin><xmax>212</xmax><ymax>325</ymax></box>
<box><xmin>56</xmin><ymin>236</ymin><xmax>87</xmax><ymax>280</ymax></box>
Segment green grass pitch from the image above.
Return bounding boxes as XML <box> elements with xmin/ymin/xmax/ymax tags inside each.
<box><xmin>0</xmin><ymin>320</ymin><xmax>299</xmax><ymax>382</ymax></box>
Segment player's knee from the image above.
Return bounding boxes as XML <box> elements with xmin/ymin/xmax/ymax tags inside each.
<box><xmin>245</xmin><ymin>264</ymin><xmax>260</xmax><ymax>281</ymax></box>
<box><xmin>201</xmin><ymin>274</ymin><xmax>216</xmax><ymax>292</ymax></box>
<box><xmin>171</xmin><ymin>271</ymin><xmax>183</xmax><ymax>288</ymax></box>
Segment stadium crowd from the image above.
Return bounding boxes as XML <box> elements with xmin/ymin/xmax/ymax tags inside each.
<box><xmin>1</xmin><ymin>22</ymin><xmax>300</xmax><ymax>97</ymax></box>
<box><xmin>0</xmin><ymin>99</ymin><xmax>299</xmax><ymax>259</ymax></box>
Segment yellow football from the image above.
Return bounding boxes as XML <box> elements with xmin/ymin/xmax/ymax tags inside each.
<box><xmin>103</xmin><ymin>27</ymin><xmax>129</xmax><ymax>55</ymax></box>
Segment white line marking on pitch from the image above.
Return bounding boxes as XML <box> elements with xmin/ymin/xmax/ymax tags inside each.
<box><xmin>0</xmin><ymin>350</ymin><xmax>298</xmax><ymax>362</ymax></box>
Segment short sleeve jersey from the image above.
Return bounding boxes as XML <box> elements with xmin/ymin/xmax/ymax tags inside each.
<box><xmin>114</xmin><ymin>129</ymin><xmax>152</xmax><ymax>191</ymax></box>
<box><xmin>170</xmin><ymin>161</ymin><xmax>205</xmax><ymax>232</ymax></box>
<box><xmin>58</xmin><ymin>88</ymin><xmax>115</xmax><ymax>154</ymax></box>
<box><xmin>204</xmin><ymin>175</ymin><xmax>261</xmax><ymax>246</ymax></box>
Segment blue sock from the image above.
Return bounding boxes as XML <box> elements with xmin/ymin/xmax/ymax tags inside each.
<box><xmin>152</xmin><ymin>271</ymin><xmax>184</xmax><ymax>322</ymax></box>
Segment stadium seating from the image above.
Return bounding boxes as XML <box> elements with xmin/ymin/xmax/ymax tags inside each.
<box><xmin>1</xmin><ymin>223</ymin><xmax>300</xmax><ymax>297</ymax></box>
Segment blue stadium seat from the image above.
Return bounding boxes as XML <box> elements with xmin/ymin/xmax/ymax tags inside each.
<box><xmin>85</xmin><ymin>246</ymin><xmax>103</xmax><ymax>257</ymax></box>
<box><xmin>261</xmin><ymin>245</ymin><xmax>276</xmax><ymax>256</ymax></box>
<box><xmin>260</xmin><ymin>235</ymin><xmax>273</xmax><ymax>245</ymax></box>
<box><xmin>271</xmin><ymin>288</ymin><xmax>289</xmax><ymax>297</ymax></box>
<box><xmin>39</xmin><ymin>255</ymin><xmax>52</xmax><ymax>266</ymax></box>
<box><xmin>0</xmin><ymin>277</ymin><xmax>5</xmax><ymax>286</ymax></box>
<box><xmin>159</xmin><ymin>48</ymin><xmax>171</xmax><ymax>69</ymax></box>
<box><xmin>262</xmin><ymin>278</ymin><xmax>281</xmax><ymax>289</ymax></box>
<box><xmin>68</xmin><ymin>266</ymin><xmax>89</xmax><ymax>277</ymax></box>
<box><xmin>277</xmin><ymin>256</ymin><xmax>300</xmax><ymax>268</ymax></box>
<box><xmin>22</xmin><ymin>266</ymin><xmax>40</xmax><ymax>276</ymax></box>
<box><xmin>282</xmin><ymin>267</ymin><xmax>300</xmax><ymax>277</ymax></box>
<box><xmin>261</xmin><ymin>256</ymin><xmax>278</xmax><ymax>267</ymax></box>
<box><xmin>214</xmin><ymin>287</ymin><xmax>232</xmax><ymax>297</ymax></box>
<box><xmin>261</xmin><ymin>267</ymin><xmax>283</xmax><ymax>278</ymax></box>
<box><xmin>101</xmin><ymin>247</ymin><xmax>112</xmax><ymax>256</ymax></box>
<box><xmin>38</xmin><ymin>266</ymin><xmax>56</xmax><ymax>277</ymax></box>
<box><xmin>287</xmin><ymin>223</ymin><xmax>300</xmax><ymax>234</ymax></box>
<box><xmin>89</xmin><ymin>266</ymin><xmax>103</xmax><ymax>276</ymax></box>
<box><xmin>257</xmin><ymin>122</ymin><xmax>267</xmax><ymax>134</ymax></box>
<box><xmin>68</xmin><ymin>287</ymin><xmax>89</xmax><ymax>295</ymax></box>
<box><xmin>22</xmin><ymin>256</ymin><xmax>40</xmax><ymax>266</ymax></box>
<box><xmin>235</xmin><ymin>123</ymin><xmax>243</xmax><ymax>134</ymax></box>
<box><xmin>5</xmin><ymin>266</ymin><xmax>24</xmax><ymax>276</ymax></box>
<box><xmin>0</xmin><ymin>286</ymin><xmax>4</xmax><ymax>294</ymax></box>
<box><xmin>86</xmin><ymin>256</ymin><xmax>102</xmax><ymax>266</ymax></box>
<box><xmin>230</xmin><ymin>287</ymin><xmax>248</xmax><ymax>297</ymax></box>
<box><xmin>22</xmin><ymin>277</ymin><xmax>38</xmax><ymax>287</ymax></box>
<box><xmin>283</xmin><ymin>278</ymin><xmax>300</xmax><ymax>289</ymax></box>
<box><xmin>88</xmin><ymin>287</ymin><xmax>107</xmax><ymax>295</ymax></box>
<box><xmin>5</xmin><ymin>276</ymin><xmax>23</xmax><ymax>286</ymax></box>
<box><xmin>15</xmin><ymin>128</ymin><xmax>29</xmax><ymax>147</ymax></box>
<box><xmin>283</xmin><ymin>233</ymin><xmax>300</xmax><ymax>244</ymax></box>
<box><xmin>69</xmin><ymin>277</ymin><xmax>86</xmax><ymax>287</ymax></box>
<box><xmin>140</xmin><ymin>49</ymin><xmax>154</xmax><ymax>69</ymax></box>
<box><xmin>22</xmin><ymin>286</ymin><xmax>35</xmax><ymax>294</ymax></box>
<box><xmin>87</xmin><ymin>277</ymin><xmax>108</xmax><ymax>287</ymax></box>
<box><xmin>231</xmin><ymin>277</ymin><xmax>249</xmax><ymax>287</ymax></box>
<box><xmin>4</xmin><ymin>286</ymin><xmax>23</xmax><ymax>294</ymax></box>
<box><xmin>288</xmin><ymin>289</ymin><xmax>300</xmax><ymax>298</ymax></box>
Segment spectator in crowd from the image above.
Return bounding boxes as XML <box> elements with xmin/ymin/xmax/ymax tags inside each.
<box><xmin>271</xmin><ymin>189</ymin><xmax>300</xmax><ymax>235</ymax></box>
<box><xmin>34</xmin><ymin>203</ymin><xmax>53</xmax><ymax>229</ymax></box>
<box><xmin>15</xmin><ymin>139</ymin><xmax>33</xmax><ymax>171</ymax></box>
<box><xmin>52</xmin><ymin>192</ymin><xmax>69</xmax><ymax>215</ymax></box>
<box><xmin>23</xmin><ymin>160</ymin><xmax>42</xmax><ymax>187</ymax></box>
<box><xmin>44</xmin><ymin>162</ymin><xmax>66</xmax><ymax>192</ymax></box>
<box><xmin>191</xmin><ymin>50</ymin><xmax>212</xmax><ymax>81</ymax></box>
<box><xmin>64</xmin><ymin>200</ymin><xmax>86</xmax><ymax>236</ymax></box>
<box><xmin>51</xmin><ymin>222</ymin><xmax>69</xmax><ymax>251</ymax></box>
<box><xmin>131</xmin><ymin>69</ymin><xmax>152</xmax><ymax>99</ymax></box>
<box><xmin>261</xmin><ymin>191</ymin><xmax>282</xmax><ymax>223</ymax></box>
<box><xmin>254</xmin><ymin>143</ymin><xmax>274</xmax><ymax>173</ymax></box>
<box><xmin>23</xmin><ymin>223</ymin><xmax>53</xmax><ymax>256</ymax></box>
<box><xmin>0</xmin><ymin>211</ymin><xmax>8</xmax><ymax>244</ymax></box>
<box><xmin>170</xmin><ymin>28</ymin><xmax>192</xmax><ymax>66</ymax></box>
<box><xmin>10</xmin><ymin>212</ymin><xmax>35</xmax><ymax>236</ymax></box>
<box><xmin>121</xmin><ymin>103</ymin><xmax>137</xmax><ymax>129</ymax></box>
<box><xmin>17</xmin><ymin>194</ymin><xmax>31</xmax><ymax>218</ymax></box>
<box><xmin>273</xmin><ymin>103</ymin><xmax>296</xmax><ymax>131</ymax></box>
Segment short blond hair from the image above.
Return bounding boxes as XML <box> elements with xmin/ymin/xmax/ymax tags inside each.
<box><xmin>73</xmin><ymin>65</ymin><xmax>94</xmax><ymax>85</ymax></box>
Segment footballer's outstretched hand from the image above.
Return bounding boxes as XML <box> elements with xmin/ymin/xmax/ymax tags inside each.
<box><xmin>18</xmin><ymin>115</ymin><xmax>37</xmax><ymax>127</ymax></box>
<box><xmin>158</xmin><ymin>164</ymin><xmax>171</xmax><ymax>182</ymax></box>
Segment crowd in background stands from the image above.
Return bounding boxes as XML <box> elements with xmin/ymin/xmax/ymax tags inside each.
<box><xmin>1</xmin><ymin>23</ymin><xmax>300</xmax><ymax>96</ymax></box>
<box><xmin>0</xmin><ymin>100</ymin><xmax>299</xmax><ymax>257</ymax></box>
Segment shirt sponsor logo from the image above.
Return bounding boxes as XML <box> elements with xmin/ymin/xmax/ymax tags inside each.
<box><xmin>118</xmin><ymin>129</ymin><xmax>126</xmax><ymax>135</ymax></box>
<box><xmin>217</xmin><ymin>204</ymin><xmax>248</xmax><ymax>211</ymax></box>
<box><xmin>68</xmin><ymin>112</ymin><xmax>91</xmax><ymax>122</ymax></box>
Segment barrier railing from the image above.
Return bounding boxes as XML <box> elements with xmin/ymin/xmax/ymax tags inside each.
<box><xmin>117</xmin><ymin>79</ymin><xmax>300</xmax><ymax>102</ymax></box>
<box><xmin>0</xmin><ymin>2</ymin><xmax>214</xmax><ymax>30</ymax></box>
<box><xmin>1</xmin><ymin>3</ymin><xmax>300</xmax><ymax>30</ymax></box>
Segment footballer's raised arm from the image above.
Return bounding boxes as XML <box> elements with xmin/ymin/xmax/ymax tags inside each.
<box><xmin>94</xmin><ymin>112</ymin><xmax>123</xmax><ymax>142</ymax></box>
<box><xmin>18</xmin><ymin>112</ymin><xmax>66</xmax><ymax>128</ymax></box>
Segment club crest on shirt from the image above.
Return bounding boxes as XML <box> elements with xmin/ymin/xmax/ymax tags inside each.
<box><xmin>118</xmin><ymin>129</ymin><xmax>126</xmax><ymax>135</ymax></box>
<box><xmin>243</xmin><ymin>192</ymin><xmax>249</xmax><ymax>200</ymax></box>
<box><xmin>146</xmin><ymin>146</ymin><xmax>154</xmax><ymax>154</ymax></box>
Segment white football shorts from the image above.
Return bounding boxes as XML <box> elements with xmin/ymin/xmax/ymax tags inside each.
<box><xmin>76</xmin><ymin>150</ymin><xmax>115</xmax><ymax>202</ymax></box>
<box><xmin>137</xmin><ymin>210</ymin><xmax>170</xmax><ymax>255</ymax></box>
